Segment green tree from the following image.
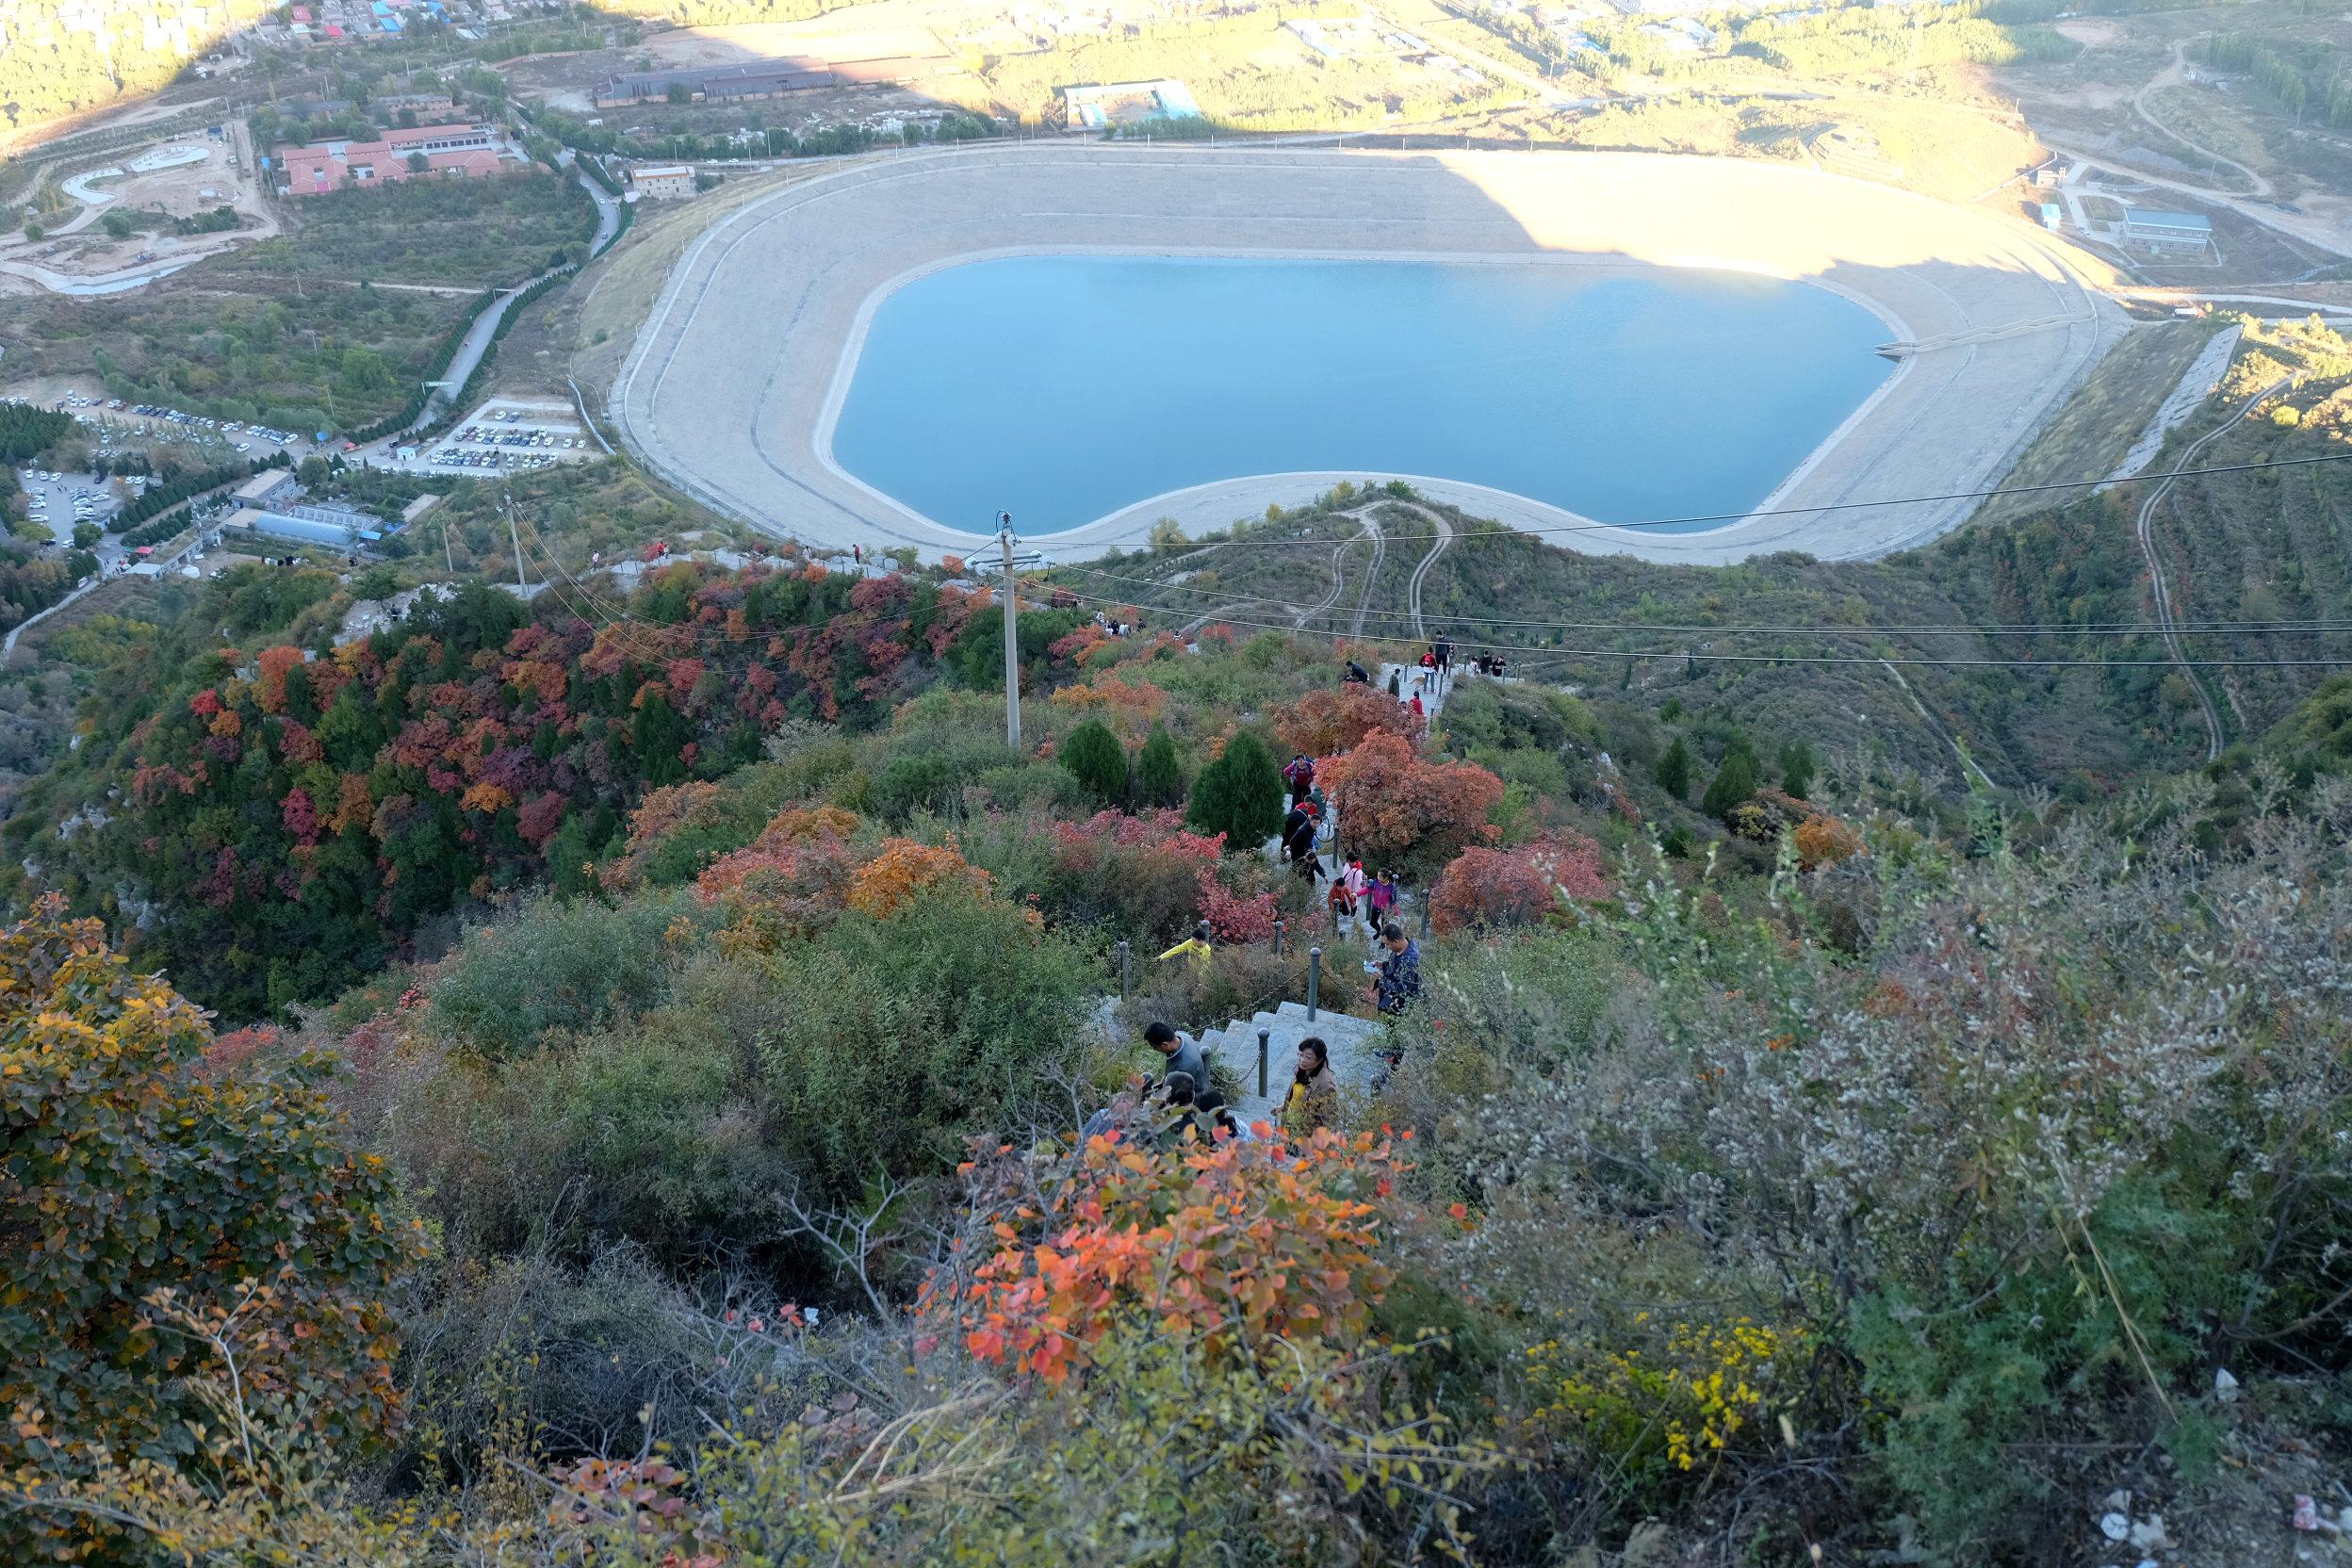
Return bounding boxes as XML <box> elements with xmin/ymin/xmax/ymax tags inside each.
<box><xmin>72</xmin><ymin>521</ymin><xmax>103</xmax><ymax>549</ymax></box>
<box><xmin>0</xmin><ymin>901</ymin><xmax>426</xmax><ymax>1562</ymax></box>
<box><xmin>1135</xmin><ymin>724</ymin><xmax>1184</xmax><ymax>808</ymax></box>
<box><xmin>1185</xmin><ymin>729</ymin><xmax>1284</xmax><ymax>847</ymax></box>
<box><xmin>631</xmin><ymin>686</ymin><xmax>692</xmax><ymax>786</ymax></box>
<box><xmin>1059</xmin><ymin>717</ymin><xmax>1129</xmax><ymax>806</ymax></box>
<box><xmin>1778</xmin><ymin>740</ymin><xmax>1817</xmax><ymax>801</ymax></box>
<box><xmin>1656</xmin><ymin>735</ymin><xmax>1693</xmax><ymax>800</ymax></box>
<box><xmin>23</xmin><ymin>221</ymin><xmax>43</xmax><ymax>242</ymax></box>
<box><xmin>1703</xmin><ymin>741</ymin><xmax>1760</xmax><ymax>820</ymax></box>
<box><xmin>101</xmin><ymin>208</ymin><xmax>135</xmax><ymax>240</ymax></box>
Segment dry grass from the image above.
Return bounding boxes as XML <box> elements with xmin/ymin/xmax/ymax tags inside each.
<box><xmin>1972</xmin><ymin>318</ymin><xmax>2218</xmax><ymax>525</ymax></box>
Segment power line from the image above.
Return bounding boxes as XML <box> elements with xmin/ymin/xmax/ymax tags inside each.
<box><xmin>1054</xmin><ymin>559</ymin><xmax>2352</xmax><ymax>640</ymax></box>
<box><xmin>1048</xmin><ymin>584</ymin><xmax>2352</xmax><ymax>672</ymax></box>
<box><xmin>1120</xmin><ymin>449</ymin><xmax>2352</xmax><ymax>553</ymax></box>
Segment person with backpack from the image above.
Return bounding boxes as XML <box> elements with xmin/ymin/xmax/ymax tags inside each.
<box><xmin>1431</xmin><ymin>631</ymin><xmax>1453</xmax><ymax>691</ymax></box>
<box><xmin>1327</xmin><ymin>873</ymin><xmax>1356</xmax><ymax>937</ymax></box>
<box><xmin>1282</xmin><ymin>753</ymin><xmax>1315</xmax><ymax>808</ymax></box>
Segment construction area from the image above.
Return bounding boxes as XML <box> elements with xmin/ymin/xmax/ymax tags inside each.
<box><xmin>1</xmin><ymin>122</ymin><xmax>276</xmax><ymax>296</ymax></box>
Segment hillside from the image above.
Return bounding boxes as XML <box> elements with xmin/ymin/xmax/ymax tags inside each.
<box><xmin>3</xmin><ymin>549</ymin><xmax>2349</xmax><ymax>1565</ymax></box>
<box><xmin>1076</xmin><ymin>315</ymin><xmax>2352</xmax><ymax>799</ymax></box>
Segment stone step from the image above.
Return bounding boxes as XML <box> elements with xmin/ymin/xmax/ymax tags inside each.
<box><xmin>1200</xmin><ymin>1005</ymin><xmax>1393</xmax><ymax>1123</ymax></box>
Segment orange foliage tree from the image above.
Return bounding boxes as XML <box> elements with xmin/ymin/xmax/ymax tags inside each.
<box><xmin>1317</xmin><ymin>730</ymin><xmax>1506</xmax><ymax>877</ymax></box>
<box><xmin>921</xmin><ymin>1126</ymin><xmax>1408</xmax><ymax>1384</ymax></box>
<box><xmin>1795</xmin><ymin>814</ymin><xmax>1865</xmax><ymax>871</ymax></box>
<box><xmin>844</xmin><ymin>837</ymin><xmax>991</xmax><ymax>918</ymax></box>
<box><xmin>696</xmin><ymin>807</ymin><xmax>869</xmax><ymax>951</ymax></box>
<box><xmin>0</xmin><ymin>900</ymin><xmax>426</xmax><ymax>1560</ymax></box>
<box><xmin>1270</xmin><ymin>682</ymin><xmax>1421</xmax><ymax>760</ymax></box>
<box><xmin>1429</xmin><ymin>830</ymin><xmax>1611</xmax><ymax>936</ymax></box>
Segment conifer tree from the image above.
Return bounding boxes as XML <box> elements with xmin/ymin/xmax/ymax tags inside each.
<box><xmin>1185</xmin><ymin>730</ymin><xmax>1284</xmax><ymax>847</ymax></box>
<box><xmin>1060</xmin><ymin>718</ymin><xmax>1130</xmax><ymax>806</ymax></box>
<box><xmin>1135</xmin><ymin>725</ymin><xmax>1184</xmax><ymax>808</ymax></box>
<box><xmin>1656</xmin><ymin>735</ymin><xmax>1694</xmax><ymax>800</ymax></box>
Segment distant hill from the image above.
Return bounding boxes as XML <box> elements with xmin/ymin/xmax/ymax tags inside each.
<box><xmin>0</xmin><ymin>0</ymin><xmax>270</xmax><ymax>139</ymax></box>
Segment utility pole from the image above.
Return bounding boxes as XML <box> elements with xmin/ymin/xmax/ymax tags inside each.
<box><xmin>504</xmin><ymin>493</ymin><xmax>527</xmax><ymax>593</ymax></box>
<box><xmin>998</xmin><ymin>511</ymin><xmax>1021</xmax><ymax>752</ymax></box>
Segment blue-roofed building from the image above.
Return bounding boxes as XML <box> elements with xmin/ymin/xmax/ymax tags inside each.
<box><xmin>2120</xmin><ymin>208</ymin><xmax>2213</xmax><ymax>257</ymax></box>
<box><xmin>381</xmin><ymin>15</ymin><xmax>402</xmax><ymax>30</ymax></box>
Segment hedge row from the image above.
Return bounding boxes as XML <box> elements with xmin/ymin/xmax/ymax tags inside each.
<box><xmin>116</xmin><ymin>456</ymin><xmax>284</xmax><ymax>550</ymax></box>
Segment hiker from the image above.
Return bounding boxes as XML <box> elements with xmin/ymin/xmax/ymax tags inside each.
<box><xmin>1285</xmin><ymin>1036</ymin><xmax>1337</xmax><ymax>1138</ymax></box>
<box><xmin>1344</xmin><ymin>660</ymin><xmax>1370</xmax><ymax>685</ymax></box>
<box><xmin>853</xmin><ymin>543</ymin><xmax>862</xmax><ymax>565</ymax></box>
<box><xmin>1387</xmin><ymin>667</ymin><xmax>1402</xmax><ymax>698</ymax></box>
<box><xmin>1282</xmin><ymin>752</ymin><xmax>1316</xmax><ymax>808</ymax></box>
<box><xmin>1340</xmin><ymin>858</ymin><xmax>1369</xmax><ymax>938</ymax></box>
<box><xmin>1283</xmin><ymin>802</ymin><xmax>1323</xmax><ymax>883</ymax></box>
<box><xmin>1432</xmin><ymin>632</ymin><xmax>1452</xmax><ymax>690</ymax></box>
<box><xmin>1144</xmin><ymin>1020</ymin><xmax>1207</xmax><ymax>1098</ymax></box>
<box><xmin>1159</xmin><ymin>921</ymin><xmax>1214</xmax><ymax>969</ymax></box>
<box><xmin>1327</xmin><ymin>873</ymin><xmax>1357</xmax><ymax>936</ymax></box>
<box><xmin>1366</xmin><ymin>867</ymin><xmax>1397</xmax><ymax>924</ymax></box>
<box><xmin>1409</xmin><ymin>692</ymin><xmax>1425</xmax><ymax>722</ymax></box>
<box><xmin>1368</xmin><ymin>923</ymin><xmax>1422</xmax><ymax>1017</ymax></box>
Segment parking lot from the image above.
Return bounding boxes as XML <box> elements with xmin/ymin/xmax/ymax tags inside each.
<box><xmin>53</xmin><ymin>391</ymin><xmax>314</xmax><ymax>463</ymax></box>
<box><xmin>400</xmin><ymin>397</ymin><xmax>601</xmax><ymax>477</ymax></box>
<box><xmin>14</xmin><ymin>466</ymin><xmax>122</xmax><ymax>544</ymax></box>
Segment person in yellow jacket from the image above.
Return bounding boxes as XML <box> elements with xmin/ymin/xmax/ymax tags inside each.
<box><xmin>1159</xmin><ymin>920</ymin><xmax>1214</xmax><ymax>969</ymax></box>
<box><xmin>1283</xmin><ymin>1036</ymin><xmax>1337</xmax><ymax>1138</ymax></box>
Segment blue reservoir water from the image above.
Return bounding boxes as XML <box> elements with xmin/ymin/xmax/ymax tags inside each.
<box><xmin>829</xmin><ymin>255</ymin><xmax>1893</xmax><ymax>535</ymax></box>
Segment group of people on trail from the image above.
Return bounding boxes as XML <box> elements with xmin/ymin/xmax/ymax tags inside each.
<box><xmin>1132</xmin><ymin>1020</ymin><xmax>1341</xmax><ymax>1143</ymax></box>
<box><xmin>1325</xmin><ymin>857</ymin><xmax>1400</xmax><ymax>942</ymax></box>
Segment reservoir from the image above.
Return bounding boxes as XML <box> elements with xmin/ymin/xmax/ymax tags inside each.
<box><xmin>827</xmin><ymin>254</ymin><xmax>1895</xmax><ymax>536</ymax></box>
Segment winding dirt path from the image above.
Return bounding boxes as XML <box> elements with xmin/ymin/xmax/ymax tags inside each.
<box><xmin>2132</xmin><ymin>39</ymin><xmax>2271</xmax><ymax>200</ymax></box>
<box><xmin>2132</xmin><ymin>372</ymin><xmax>2291</xmax><ymax>762</ymax></box>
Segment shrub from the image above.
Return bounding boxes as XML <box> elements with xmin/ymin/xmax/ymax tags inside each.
<box><xmin>1056</xmin><ymin>716</ymin><xmax>1130</xmax><ymax>805</ymax></box>
<box><xmin>738</xmin><ymin>887</ymin><xmax>1096</xmax><ymax>1201</ymax></box>
<box><xmin>1134</xmin><ymin>724</ymin><xmax>1184</xmax><ymax>807</ymax></box>
<box><xmin>923</xmin><ymin>1124</ymin><xmax>1413</xmax><ymax>1380</ymax></box>
<box><xmin>0</xmin><ymin>901</ymin><xmax>426</xmax><ymax>1561</ymax></box>
<box><xmin>1428</xmin><ymin>829</ymin><xmax>1609</xmax><ymax>935</ymax></box>
<box><xmin>1318</xmin><ymin>729</ymin><xmax>1506</xmax><ymax>878</ymax></box>
<box><xmin>429</xmin><ymin>890</ymin><xmax>703</xmax><ymax>1056</ymax></box>
<box><xmin>1184</xmin><ymin>728</ymin><xmax>1284</xmax><ymax>847</ymax></box>
<box><xmin>1270</xmin><ymin>682</ymin><xmax>1419</xmax><ymax>758</ymax></box>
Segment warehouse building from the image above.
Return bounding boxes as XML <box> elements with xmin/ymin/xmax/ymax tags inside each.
<box><xmin>629</xmin><ymin>164</ymin><xmax>697</xmax><ymax>200</ymax></box>
<box><xmin>2118</xmin><ymin>207</ymin><xmax>2214</xmax><ymax>258</ymax></box>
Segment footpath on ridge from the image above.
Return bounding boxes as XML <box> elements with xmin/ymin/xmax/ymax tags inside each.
<box><xmin>1195</xmin><ymin>658</ymin><xmax>1460</xmax><ymax>1123</ymax></box>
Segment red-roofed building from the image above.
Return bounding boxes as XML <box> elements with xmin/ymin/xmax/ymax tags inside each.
<box><xmin>290</xmin><ymin>5</ymin><xmax>311</xmax><ymax>18</ymax></box>
<box><xmin>273</xmin><ymin>123</ymin><xmax>517</xmax><ymax>197</ymax></box>
<box><xmin>321</xmin><ymin>22</ymin><xmax>343</xmax><ymax>38</ymax></box>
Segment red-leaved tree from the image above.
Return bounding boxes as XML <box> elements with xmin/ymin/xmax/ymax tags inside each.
<box><xmin>1316</xmin><ymin>730</ymin><xmax>1505</xmax><ymax>877</ymax></box>
<box><xmin>1429</xmin><ymin>830</ymin><xmax>1610</xmax><ymax>936</ymax></box>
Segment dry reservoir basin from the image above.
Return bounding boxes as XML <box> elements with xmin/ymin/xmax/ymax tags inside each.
<box><xmin>827</xmin><ymin>254</ymin><xmax>1898</xmax><ymax>536</ymax></box>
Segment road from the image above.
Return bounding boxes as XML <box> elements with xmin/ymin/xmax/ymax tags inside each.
<box><xmin>2132</xmin><ymin>39</ymin><xmax>2270</xmax><ymax>201</ymax></box>
<box><xmin>1399</xmin><ymin>501</ymin><xmax>1455</xmax><ymax>641</ymax></box>
<box><xmin>2132</xmin><ymin>374</ymin><xmax>2291</xmax><ymax>763</ymax></box>
<box><xmin>2038</xmin><ymin>127</ymin><xmax>2352</xmax><ymax>261</ymax></box>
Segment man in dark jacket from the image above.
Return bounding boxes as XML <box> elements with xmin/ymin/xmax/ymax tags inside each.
<box><xmin>1370</xmin><ymin>923</ymin><xmax>1422</xmax><ymax>1015</ymax></box>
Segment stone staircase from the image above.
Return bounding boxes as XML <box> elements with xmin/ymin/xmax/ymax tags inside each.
<box><xmin>1197</xmin><ymin>998</ymin><xmax>1391</xmax><ymax>1124</ymax></box>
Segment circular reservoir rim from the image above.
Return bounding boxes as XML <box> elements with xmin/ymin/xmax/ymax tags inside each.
<box><xmin>808</xmin><ymin>243</ymin><xmax>1919</xmax><ymax>546</ymax></box>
